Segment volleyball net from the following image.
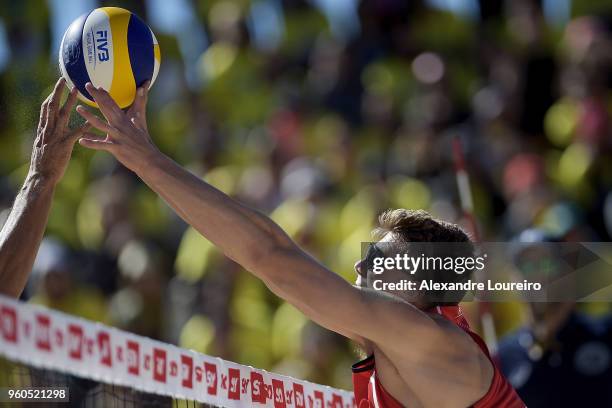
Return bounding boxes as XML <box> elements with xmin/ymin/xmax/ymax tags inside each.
<box><xmin>0</xmin><ymin>294</ymin><xmax>354</xmax><ymax>407</ymax></box>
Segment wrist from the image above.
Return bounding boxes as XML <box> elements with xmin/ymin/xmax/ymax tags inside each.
<box><xmin>132</xmin><ymin>147</ymin><xmax>169</xmax><ymax>177</ymax></box>
<box><xmin>23</xmin><ymin>171</ymin><xmax>57</xmax><ymax>195</ymax></box>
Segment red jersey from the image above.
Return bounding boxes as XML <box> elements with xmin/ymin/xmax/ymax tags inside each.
<box><xmin>351</xmin><ymin>305</ymin><xmax>525</xmax><ymax>408</ymax></box>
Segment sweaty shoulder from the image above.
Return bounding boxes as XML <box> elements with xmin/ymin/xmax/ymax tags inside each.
<box><xmin>428</xmin><ymin>312</ymin><xmax>495</xmax><ymax>406</ymax></box>
<box><xmin>430</xmin><ymin>312</ymin><xmax>495</xmax><ymax>386</ymax></box>
<box><xmin>371</xmin><ymin>308</ymin><xmax>494</xmax><ymax>407</ymax></box>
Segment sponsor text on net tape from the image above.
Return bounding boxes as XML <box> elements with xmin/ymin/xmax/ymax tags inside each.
<box><xmin>0</xmin><ymin>294</ymin><xmax>354</xmax><ymax>407</ymax></box>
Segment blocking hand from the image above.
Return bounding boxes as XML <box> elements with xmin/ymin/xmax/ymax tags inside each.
<box><xmin>30</xmin><ymin>78</ymin><xmax>90</xmax><ymax>184</ymax></box>
<box><xmin>76</xmin><ymin>81</ymin><xmax>158</xmax><ymax>174</ymax></box>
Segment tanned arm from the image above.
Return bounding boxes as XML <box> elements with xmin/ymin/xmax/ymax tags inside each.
<box><xmin>0</xmin><ymin>79</ymin><xmax>88</xmax><ymax>297</ymax></box>
<box><xmin>76</xmin><ymin>83</ymin><xmax>459</xmax><ymax>354</ymax></box>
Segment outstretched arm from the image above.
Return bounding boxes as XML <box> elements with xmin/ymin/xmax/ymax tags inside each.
<box><xmin>0</xmin><ymin>79</ymin><xmax>88</xmax><ymax>297</ymax></box>
<box><xmin>76</xmin><ymin>83</ymin><xmax>444</xmax><ymax>352</ymax></box>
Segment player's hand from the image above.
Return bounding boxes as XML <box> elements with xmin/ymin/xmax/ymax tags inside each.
<box><xmin>30</xmin><ymin>78</ymin><xmax>90</xmax><ymax>184</ymax></box>
<box><xmin>76</xmin><ymin>81</ymin><xmax>159</xmax><ymax>174</ymax></box>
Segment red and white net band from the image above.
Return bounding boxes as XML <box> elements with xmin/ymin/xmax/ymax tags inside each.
<box><xmin>0</xmin><ymin>295</ymin><xmax>355</xmax><ymax>407</ymax></box>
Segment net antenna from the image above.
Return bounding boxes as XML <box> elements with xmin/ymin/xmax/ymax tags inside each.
<box><xmin>452</xmin><ymin>135</ymin><xmax>498</xmax><ymax>353</ymax></box>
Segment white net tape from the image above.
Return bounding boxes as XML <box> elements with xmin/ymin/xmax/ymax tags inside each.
<box><xmin>0</xmin><ymin>294</ymin><xmax>355</xmax><ymax>407</ymax></box>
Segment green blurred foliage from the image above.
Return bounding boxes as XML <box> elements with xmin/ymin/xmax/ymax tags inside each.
<box><xmin>1</xmin><ymin>0</ymin><xmax>612</xmax><ymax>391</ymax></box>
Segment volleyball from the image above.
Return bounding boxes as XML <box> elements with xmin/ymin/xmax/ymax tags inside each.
<box><xmin>59</xmin><ymin>7</ymin><xmax>160</xmax><ymax>109</ymax></box>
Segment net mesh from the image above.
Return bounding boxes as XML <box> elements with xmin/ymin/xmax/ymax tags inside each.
<box><xmin>0</xmin><ymin>358</ymin><xmax>211</xmax><ymax>407</ymax></box>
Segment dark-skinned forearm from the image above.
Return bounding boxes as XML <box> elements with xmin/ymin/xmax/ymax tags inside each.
<box><xmin>0</xmin><ymin>173</ymin><xmax>56</xmax><ymax>297</ymax></box>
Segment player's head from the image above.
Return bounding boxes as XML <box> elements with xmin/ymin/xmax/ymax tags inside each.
<box><xmin>354</xmin><ymin>209</ymin><xmax>475</xmax><ymax>308</ymax></box>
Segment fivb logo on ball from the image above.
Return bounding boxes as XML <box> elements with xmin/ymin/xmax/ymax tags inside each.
<box><xmin>86</xmin><ymin>29</ymin><xmax>110</xmax><ymax>64</ymax></box>
<box><xmin>59</xmin><ymin>7</ymin><xmax>160</xmax><ymax>109</ymax></box>
<box><xmin>83</xmin><ymin>9</ymin><xmax>115</xmax><ymax>68</ymax></box>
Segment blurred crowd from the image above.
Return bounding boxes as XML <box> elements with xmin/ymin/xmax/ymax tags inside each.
<box><xmin>1</xmin><ymin>0</ymin><xmax>612</xmax><ymax>397</ymax></box>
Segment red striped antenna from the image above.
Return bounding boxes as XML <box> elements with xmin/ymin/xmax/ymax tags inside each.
<box><xmin>452</xmin><ymin>135</ymin><xmax>497</xmax><ymax>353</ymax></box>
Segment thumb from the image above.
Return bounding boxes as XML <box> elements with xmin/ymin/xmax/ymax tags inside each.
<box><xmin>78</xmin><ymin>133</ymin><xmax>116</xmax><ymax>152</ymax></box>
<box><xmin>129</xmin><ymin>81</ymin><xmax>150</xmax><ymax>128</ymax></box>
<box><xmin>130</xmin><ymin>116</ymin><xmax>147</xmax><ymax>131</ymax></box>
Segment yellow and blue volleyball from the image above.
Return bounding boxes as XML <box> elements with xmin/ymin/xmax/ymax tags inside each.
<box><xmin>59</xmin><ymin>7</ymin><xmax>160</xmax><ymax>109</ymax></box>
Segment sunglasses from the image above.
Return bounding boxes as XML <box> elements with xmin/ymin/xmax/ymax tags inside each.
<box><xmin>363</xmin><ymin>243</ymin><xmax>385</xmax><ymax>272</ymax></box>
